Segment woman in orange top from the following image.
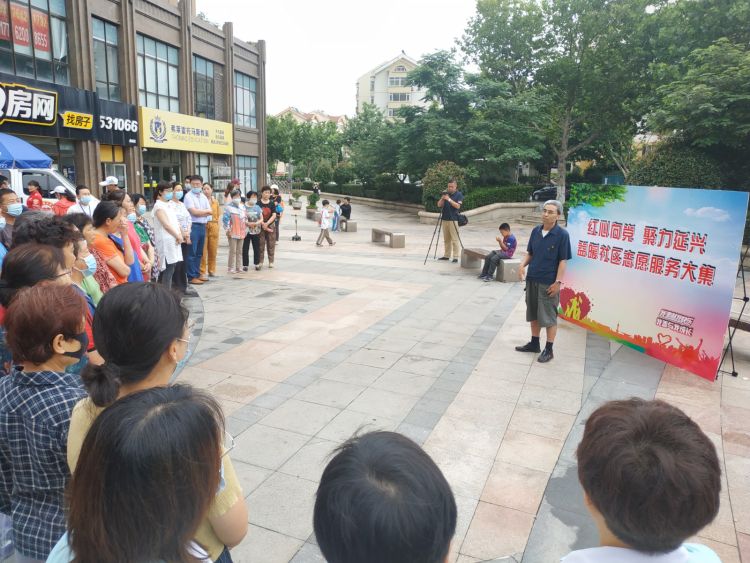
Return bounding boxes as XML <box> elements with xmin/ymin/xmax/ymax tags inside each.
<box><xmin>90</xmin><ymin>201</ymin><xmax>134</xmax><ymax>286</ymax></box>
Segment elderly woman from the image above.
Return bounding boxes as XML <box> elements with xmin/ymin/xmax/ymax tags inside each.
<box><xmin>0</xmin><ymin>284</ymin><xmax>88</xmax><ymax>562</ymax></box>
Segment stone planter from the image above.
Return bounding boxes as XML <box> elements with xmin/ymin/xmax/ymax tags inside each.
<box><xmin>306</xmin><ymin>208</ymin><xmax>317</xmax><ymax>220</ymax></box>
<box><xmin>292</xmin><ymin>201</ymin><xmax>302</xmax><ymax>210</ymax></box>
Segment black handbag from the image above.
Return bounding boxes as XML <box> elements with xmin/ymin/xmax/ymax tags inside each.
<box><xmin>457</xmin><ymin>213</ymin><xmax>468</xmax><ymax>227</ymax></box>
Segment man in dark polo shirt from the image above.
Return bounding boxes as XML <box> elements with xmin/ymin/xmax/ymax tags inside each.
<box><xmin>436</xmin><ymin>179</ymin><xmax>464</xmax><ymax>263</ymax></box>
<box><xmin>515</xmin><ymin>200</ymin><xmax>572</xmax><ymax>362</ymax></box>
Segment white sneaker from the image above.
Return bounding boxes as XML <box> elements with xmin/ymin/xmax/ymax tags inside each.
<box><xmin>269</xmin><ymin>262</ymin><xmax>274</xmax><ymax>269</ymax></box>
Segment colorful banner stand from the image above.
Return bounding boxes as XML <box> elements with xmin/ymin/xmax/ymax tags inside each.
<box><xmin>560</xmin><ymin>184</ymin><xmax>748</xmax><ymax>381</ymax></box>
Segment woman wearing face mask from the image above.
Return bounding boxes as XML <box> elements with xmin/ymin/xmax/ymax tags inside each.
<box><xmin>131</xmin><ymin>193</ymin><xmax>161</xmax><ymax>282</ymax></box>
<box><xmin>170</xmin><ymin>182</ymin><xmax>191</xmax><ymax>294</ymax></box>
<box><xmin>0</xmin><ymin>244</ymin><xmax>73</xmax><ymax>376</ymax></box>
<box><xmin>91</xmin><ymin>202</ymin><xmax>134</xmax><ymax>287</ymax></box>
<box><xmin>69</xmin><ymin>238</ymin><xmax>104</xmax><ymax>370</ymax></box>
<box><xmin>49</xmin><ymin>385</ymin><xmax>224</xmax><ymax>563</ymax></box>
<box><xmin>222</xmin><ymin>189</ymin><xmax>246</xmax><ymax>274</ymax></box>
<box><xmin>101</xmin><ymin>191</ymin><xmax>148</xmax><ymax>283</ymax></box>
<box><xmin>63</xmin><ymin>214</ymin><xmax>106</xmax><ymax>304</ymax></box>
<box><xmin>152</xmin><ymin>182</ymin><xmax>184</xmax><ymax>290</ymax></box>
<box><xmin>69</xmin><ymin>283</ymin><xmax>249</xmax><ymax>563</ymax></box>
<box><xmin>0</xmin><ymin>188</ymin><xmax>24</xmax><ymax>250</ymax></box>
<box><xmin>0</xmin><ymin>284</ymin><xmax>88</xmax><ymax>562</ymax></box>
<box><xmin>242</xmin><ymin>190</ymin><xmax>262</xmax><ymax>272</ymax></box>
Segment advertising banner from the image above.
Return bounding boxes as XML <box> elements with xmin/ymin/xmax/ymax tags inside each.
<box><xmin>0</xmin><ymin>72</ymin><xmax>138</xmax><ymax>146</ymax></box>
<box><xmin>139</xmin><ymin>106</ymin><xmax>233</xmax><ymax>155</ymax></box>
<box><xmin>560</xmin><ymin>184</ymin><xmax>748</xmax><ymax>381</ymax></box>
<box><xmin>30</xmin><ymin>8</ymin><xmax>50</xmax><ymax>57</ymax></box>
<box><xmin>0</xmin><ymin>2</ymin><xmax>10</xmax><ymax>42</ymax></box>
<box><xmin>9</xmin><ymin>3</ymin><xmax>30</xmax><ymax>51</ymax></box>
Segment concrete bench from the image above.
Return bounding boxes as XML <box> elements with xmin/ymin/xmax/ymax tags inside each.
<box><xmin>461</xmin><ymin>247</ymin><xmax>491</xmax><ymax>269</ymax></box>
<box><xmin>341</xmin><ymin>220</ymin><xmax>357</xmax><ymax>232</ymax></box>
<box><xmin>372</xmin><ymin>228</ymin><xmax>405</xmax><ymax>248</ymax></box>
<box><xmin>730</xmin><ymin>317</ymin><xmax>750</xmax><ymax>332</ymax></box>
<box><xmin>497</xmin><ymin>258</ymin><xmax>522</xmax><ymax>282</ymax></box>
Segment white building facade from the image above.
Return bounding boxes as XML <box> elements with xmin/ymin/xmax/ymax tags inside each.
<box><xmin>356</xmin><ymin>52</ymin><xmax>428</xmax><ymax>118</ymax></box>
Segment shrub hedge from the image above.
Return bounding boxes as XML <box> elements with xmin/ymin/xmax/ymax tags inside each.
<box><xmin>461</xmin><ymin>185</ymin><xmax>536</xmax><ymax>211</ymax></box>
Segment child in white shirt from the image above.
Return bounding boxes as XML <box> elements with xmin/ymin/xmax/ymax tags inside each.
<box><xmin>316</xmin><ymin>200</ymin><xmax>335</xmax><ymax>246</ymax></box>
<box><xmin>563</xmin><ymin>398</ymin><xmax>721</xmax><ymax>563</ymax></box>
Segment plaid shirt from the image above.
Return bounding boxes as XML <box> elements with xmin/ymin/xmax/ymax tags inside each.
<box><xmin>0</xmin><ymin>369</ymin><xmax>86</xmax><ymax>559</ymax></box>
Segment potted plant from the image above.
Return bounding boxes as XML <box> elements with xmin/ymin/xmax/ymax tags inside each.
<box><xmin>291</xmin><ymin>190</ymin><xmax>303</xmax><ymax>210</ymax></box>
<box><xmin>306</xmin><ymin>193</ymin><xmax>320</xmax><ymax>220</ymax></box>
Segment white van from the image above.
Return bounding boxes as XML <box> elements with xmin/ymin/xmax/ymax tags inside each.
<box><xmin>0</xmin><ymin>168</ymin><xmax>76</xmax><ymax>204</ymax></box>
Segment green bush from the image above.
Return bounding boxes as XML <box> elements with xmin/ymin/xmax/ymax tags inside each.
<box><xmin>422</xmin><ymin>161</ymin><xmax>470</xmax><ymax>212</ymax></box>
<box><xmin>291</xmin><ymin>190</ymin><xmax>302</xmax><ymax>201</ymax></box>
<box><xmin>627</xmin><ymin>143</ymin><xmax>723</xmax><ymax>189</ymax></box>
<box><xmin>301</xmin><ymin>180</ymin><xmax>314</xmax><ymax>191</ymax></box>
<box><xmin>307</xmin><ymin>193</ymin><xmax>320</xmax><ymax>209</ymax></box>
<box><xmin>461</xmin><ymin>185</ymin><xmax>536</xmax><ymax>211</ymax></box>
<box><xmin>340</xmin><ymin>183</ymin><xmax>364</xmax><ymax>197</ymax></box>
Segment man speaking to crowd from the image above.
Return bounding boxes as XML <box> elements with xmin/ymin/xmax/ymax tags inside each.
<box><xmin>436</xmin><ymin>179</ymin><xmax>463</xmax><ymax>263</ymax></box>
<box><xmin>515</xmin><ymin>200</ymin><xmax>572</xmax><ymax>363</ymax></box>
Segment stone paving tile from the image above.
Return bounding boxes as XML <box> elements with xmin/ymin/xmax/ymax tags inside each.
<box><xmin>294</xmin><ymin>378</ymin><xmax>366</xmax><ymax>409</ymax></box>
<box><xmin>247</xmin><ymin>472</ymin><xmax>318</xmax><ymax>541</ymax></box>
<box><xmin>347</xmin><ymin>388</ymin><xmax>420</xmax><ymax>421</ymax></box>
<box><xmin>259</xmin><ymin>399</ymin><xmax>341</xmax><ymax>436</ymax></box>
<box><xmin>278</xmin><ymin>437</ymin><xmax>338</xmax><ymax>483</ymax></box>
<box><xmin>481</xmin><ymin>460</ymin><xmax>551</xmax><ymax>515</ymax></box>
<box><xmin>231</xmin><ymin>424</ymin><xmax>310</xmax><ymax>470</ymax></box>
<box><xmin>316</xmin><ymin>409</ymin><xmax>400</xmax><ymax>443</ymax></box>
<box><xmin>460</xmin><ymin>502</ymin><xmax>535</xmax><ymax>560</ymax></box>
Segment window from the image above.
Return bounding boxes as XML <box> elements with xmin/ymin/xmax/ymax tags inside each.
<box><xmin>193</xmin><ymin>55</ymin><xmax>216</xmax><ymax>119</ymax></box>
<box><xmin>234</xmin><ymin>71</ymin><xmax>256</xmax><ymax>129</ymax></box>
<box><xmin>394</xmin><ymin>65</ymin><xmax>407</xmax><ymax>72</ymax></box>
<box><xmin>387</xmin><ymin>109</ymin><xmax>396</xmax><ymax>117</ymax></box>
<box><xmin>236</xmin><ymin>155</ymin><xmax>257</xmax><ymax>192</ymax></box>
<box><xmin>196</xmin><ymin>153</ymin><xmax>210</xmax><ymax>183</ymax></box>
<box><xmin>389</xmin><ymin>76</ymin><xmax>407</xmax><ymax>87</ymax></box>
<box><xmin>136</xmin><ymin>33</ymin><xmax>179</xmax><ymax>112</ymax></box>
<box><xmin>370</xmin><ymin>96</ymin><xmax>374</xmax><ymax>104</ymax></box>
<box><xmin>389</xmin><ymin>93</ymin><xmax>410</xmax><ymax>102</ymax></box>
<box><xmin>92</xmin><ymin>17</ymin><xmax>119</xmax><ymax>101</ymax></box>
<box><xmin>0</xmin><ymin>0</ymin><xmax>69</xmax><ymax>84</ymax></box>
<box><xmin>369</xmin><ymin>78</ymin><xmax>374</xmax><ymax>91</ymax></box>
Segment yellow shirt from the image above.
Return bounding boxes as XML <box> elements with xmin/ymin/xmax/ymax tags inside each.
<box><xmin>67</xmin><ymin>398</ymin><xmax>244</xmax><ymax>561</ymax></box>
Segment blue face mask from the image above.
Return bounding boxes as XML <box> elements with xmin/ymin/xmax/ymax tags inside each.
<box><xmin>0</xmin><ymin>217</ymin><xmax>5</xmax><ymax>229</ymax></box>
<box><xmin>82</xmin><ymin>254</ymin><xmax>97</xmax><ymax>276</ymax></box>
<box><xmin>191</xmin><ymin>187</ymin><xmax>202</xmax><ymax>194</ymax></box>
<box><xmin>174</xmin><ymin>191</ymin><xmax>184</xmax><ymax>201</ymax></box>
<box><xmin>79</xmin><ymin>195</ymin><xmax>92</xmax><ymax>206</ymax></box>
<box><xmin>126</xmin><ymin>212</ymin><xmax>137</xmax><ymax>223</ymax></box>
<box><xmin>6</xmin><ymin>203</ymin><xmax>22</xmax><ymax>217</ymax></box>
<box><xmin>174</xmin><ymin>347</ymin><xmax>191</xmax><ymax>376</ymax></box>
<box><xmin>164</xmin><ymin>192</ymin><xmax>174</xmax><ymax>201</ymax></box>
<box><xmin>138</xmin><ymin>204</ymin><xmax>147</xmax><ymax>215</ymax></box>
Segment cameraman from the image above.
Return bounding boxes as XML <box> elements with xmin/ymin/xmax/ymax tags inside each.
<box><xmin>436</xmin><ymin>178</ymin><xmax>464</xmax><ymax>262</ymax></box>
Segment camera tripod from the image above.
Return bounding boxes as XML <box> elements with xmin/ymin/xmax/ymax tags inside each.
<box><xmin>424</xmin><ymin>211</ymin><xmax>465</xmax><ymax>265</ymax></box>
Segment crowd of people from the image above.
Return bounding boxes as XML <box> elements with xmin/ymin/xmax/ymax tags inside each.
<box><xmin>0</xmin><ymin>174</ymin><xmax>725</xmax><ymax>563</ymax></box>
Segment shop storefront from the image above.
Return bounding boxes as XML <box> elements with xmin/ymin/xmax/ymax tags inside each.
<box><xmin>139</xmin><ymin>106</ymin><xmax>233</xmax><ymax>193</ymax></box>
<box><xmin>0</xmin><ymin>72</ymin><xmax>138</xmax><ymax>189</ymax></box>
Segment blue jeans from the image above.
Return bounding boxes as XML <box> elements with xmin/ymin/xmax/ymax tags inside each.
<box><xmin>188</xmin><ymin>223</ymin><xmax>206</xmax><ymax>280</ymax></box>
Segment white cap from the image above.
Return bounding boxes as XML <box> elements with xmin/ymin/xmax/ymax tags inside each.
<box><xmin>99</xmin><ymin>176</ymin><xmax>119</xmax><ymax>187</ymax></box>
<box><xmin>53</xmin><ymin>185</ymin><xmax>70</xmax><ymax>194</ymax></box>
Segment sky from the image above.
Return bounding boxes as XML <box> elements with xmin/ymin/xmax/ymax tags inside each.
<box><xmin>194</xmin><ymin>0</ymin><xmax>478</xmax><ymax>117</ymax></box>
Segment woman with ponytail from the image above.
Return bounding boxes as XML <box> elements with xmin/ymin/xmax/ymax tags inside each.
<box><xmin>67</xmin><ymin>283</ymin><xmax>248</xmax><ymax>563</ymax></box>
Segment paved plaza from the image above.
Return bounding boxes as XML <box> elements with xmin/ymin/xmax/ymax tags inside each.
<box><xmin>178</xmin><ymin>200</ymin><xmax>750</xmax><ymax>563</ymax></box>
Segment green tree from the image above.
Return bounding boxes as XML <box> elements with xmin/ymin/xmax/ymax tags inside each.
<box><xmin>627</xmin><ymin>142</ymin><xmax>723</xmax><ymax>189</ymax></box>
<box><xmin>649</xmin><ymin>39</ymin><xmax>750</xmax><ymax>150</ymax></box>
<box><xmin>314</xmin><ymin>161</ymin><xmax>334</xmax><ymax>184</ymax></box>
<box><xmin>464</xmin><ymin>0</ymin><xmax>652</xmax><ymax>203</ymax></box>
<box><xmin>421</xmin><ymin>161</ymin><xmax>470</xmax><ymax>212</ymax></box>
<box><xmin>266</xmin><ymin>114</ymin><xmax>296</xmax><ymax>173</ymax></box>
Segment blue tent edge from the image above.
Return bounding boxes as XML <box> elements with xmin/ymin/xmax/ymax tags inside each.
<box><xmin>0</xmin><ymin>133</ymin><xmax>53</xmax><ymax>169</ymax></box>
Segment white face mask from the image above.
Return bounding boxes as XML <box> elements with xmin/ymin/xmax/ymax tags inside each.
<box><xmin>233</xmin><ymin>198</ymin><xmax>241</xmax><ymax>205</ymax></box>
